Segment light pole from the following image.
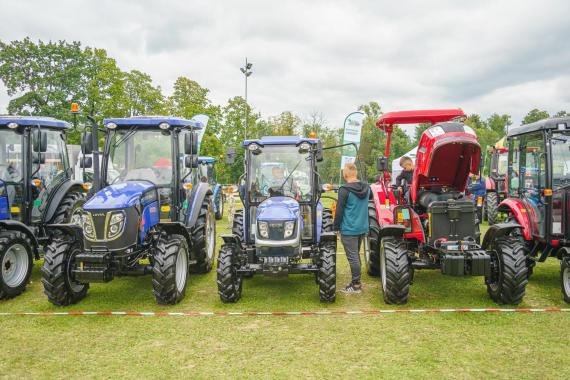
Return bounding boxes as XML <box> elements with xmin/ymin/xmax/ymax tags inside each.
<box><xmin>240</xmin><ymin>57</ymin><xmax>253</xmax><ymax>139</ymax></box>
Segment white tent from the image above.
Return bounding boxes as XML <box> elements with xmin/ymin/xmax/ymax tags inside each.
<box><xmin>391</xmin><ymin>146</ymin><xmax>417</xmax><ymax>184</ymax></box>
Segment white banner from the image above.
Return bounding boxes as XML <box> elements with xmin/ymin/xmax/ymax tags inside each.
<box><xmin>190</xmin><ymin>114</ymin><xmax>209</xmax><ymax>151</ymax></box>
<box><xmin>340</xmin><ymin>111</ymin><xmax>364</xmax><ymax>170</ymax></box>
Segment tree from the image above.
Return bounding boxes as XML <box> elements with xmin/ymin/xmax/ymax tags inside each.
<box><xmin>522</xmin><ymin>109</ymin><xmax>549</xmax><ymax>125</ymax></box>
<box><xmin>124</xmin><ymin>70</ymin><xmax>165</xmax><ymax>116</ymax></box>
<box><xmin>267</xmin><ymin>111</ymin><xmax>301</xmax><ymax>136</ymax></box>
<box><xmin>554</xmin><ymin>110</ymin><xmax>569</xmax><ymax>118</ymax></box>
<box><xmin>486</xmin><ymin>113</ymin><xmax>512</xmax><ymax>135</ymax></box>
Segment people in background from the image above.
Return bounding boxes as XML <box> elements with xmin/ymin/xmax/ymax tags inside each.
<box><xmin>396</xmin><ymin>156</ymin><xmax>414</xmax><ymax>202</ymax></box>
<box><xmin>466</xmin><ymin>172</ymin><xmax>486</xmax><ymax>222</ymax></box>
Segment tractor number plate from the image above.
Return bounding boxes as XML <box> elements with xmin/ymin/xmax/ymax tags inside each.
<box><xmin>446</xmin><ymin>244</ymin><xmax>469</xmax><ymax>251</ymax></box>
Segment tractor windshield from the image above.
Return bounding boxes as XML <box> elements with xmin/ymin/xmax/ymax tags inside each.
<box><xmin>0</xmin><ymin>129</ymin><xmax>23</xmax><ymax>183</ymax></box>
<box><xmin>107</xmin><ymin>129</ymin><xmax>173</xmax><ymax>186</ymax></box>
<box><xmin>248</xmin><ymin>145</ymin><xmax>312</xmax><ymax>202</ymax></box>
<box><xmin>551</xmin><ymin>132</ymin><xmax>570</xmax><ymax>188</ymax></box>
<box><xmin>497</xmin><ymin>152</ymin><xmax>508</xmax><ymax>176</ymax></box>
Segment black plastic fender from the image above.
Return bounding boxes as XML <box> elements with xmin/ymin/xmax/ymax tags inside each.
<box><xmin>378</xmin><ymin>225</ymin><xmax>407</xmax><ymax>240</ymax></box>
<box><xmin>43</xmin><ymin>179</ymin><xmax>85</xmax><ymax>224</ymax></box>
<box><xmin>186</xmin><ymin>182</ymin><xmax>213</xmax><ymax>229</ymax></box>
<box><xmin>0</xmin><ymin>220</ymin><xmax>40</xmax><ymax>259</ymax></box>
<box><xmin>44</xmin><ymin>223</ymin><xmax>85</xmax><ymax>249</ymax></box>
<box><xmin>481</xmin><ymin>222</ymin><xmax>522</xmax><ymax>250</ymax></box>
<box><xmin>320</xmin><ymin>231</ymin><xmax>337</xmax><ymax>242</ymax></box>
<box><xmin>156</xmin><ymin>222</ymin><xmax>192</xmax><ymax>245</ymax></box>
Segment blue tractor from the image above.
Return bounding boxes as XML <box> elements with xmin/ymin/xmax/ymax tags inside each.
<box><xmin>217</xmin><ymin>136</ymin><xmax>337</xmax><ymax>303</ymax></box>
<box><xmin>42</xmin><ymin>116</ymin><xmax>216</xmax><ymax>305</ymax></box>
<box><xmin>197</xmin><ymin>156</ymin><xmax>225</xmax><ymax>220</ymax></box>
<box><xmin>0</xmin><ymin>116</ymin><xmax>87</xmax><ymax>299</ymax></box>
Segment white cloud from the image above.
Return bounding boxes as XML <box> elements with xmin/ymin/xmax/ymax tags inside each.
<box><xmin>1</xmin><ymin>0</ymin><xmax>569</xmax><ymax>130</ymax></box>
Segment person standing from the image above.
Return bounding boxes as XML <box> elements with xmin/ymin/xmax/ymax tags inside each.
<box><xmin>334</xmin><ymin>162</ymin><xmax>371</xmax><ymax>294</ymax></box>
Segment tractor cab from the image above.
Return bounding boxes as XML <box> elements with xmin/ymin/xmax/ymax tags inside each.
<box><xmin>483</xmin><ymin>137</ymin><xmax>509</xmax><ymax>224</ymax></box>
<box><xmin>197</xmin><ymin>156</ymin><xmax>225</xmax><ymax>220</ymax></box>
<box><xmin>499</xmin><ymin>117</ymin><xmax>570</xmax><ymax>302</ymax></box>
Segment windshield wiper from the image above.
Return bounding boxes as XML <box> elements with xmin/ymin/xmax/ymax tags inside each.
<box><xmin>279</xmin><ymin>160</ymin><xmax>301</xmax><ymax>192</ymax></box>
<box><xmin>113</xmin><ymin>125</ymin><xmax>138</xmax><ymax>148</ymax></box>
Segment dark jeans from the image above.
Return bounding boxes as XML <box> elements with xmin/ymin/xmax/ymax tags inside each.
<box><xmin>340</xmin><ymin>234</ymin><xmax>363</xmax><ymax>284</ymax></box>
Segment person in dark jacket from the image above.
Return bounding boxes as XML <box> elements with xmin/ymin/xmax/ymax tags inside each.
<box><xmin>334</xmin><ymin>162</ymin><xmax>371</xmax><ymax>294</ymax></box>
<box><xmin>395</xmin><ymin>156</ymin><xmax>414</xmax><ymax>202</ymax></box>
<box><xmin>466</xmin><ymin>173</ymin><xmax>486</xmax><ymax>223</ymax></box>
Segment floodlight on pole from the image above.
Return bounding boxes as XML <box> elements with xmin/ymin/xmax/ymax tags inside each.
<box><xmin>240</xmin><ymin>57</ymin><xmax>253</xmax><ymax>139</ymax></box>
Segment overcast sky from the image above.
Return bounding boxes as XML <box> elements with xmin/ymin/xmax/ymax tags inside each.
<box><xmin>1</xmin><ymin>0</ymin><xmax>569</xmax><ymax>135</ymax></box>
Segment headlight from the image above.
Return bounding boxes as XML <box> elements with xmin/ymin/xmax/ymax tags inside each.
<box><xmin>159</xmin><ymin>122</ymin><xmax>170</xmax><ymax>130</ymax></box>
<box><xmin>107</xmin><ymin>211</ymin><xmax>125</xmax><ymax>239</ymax></box>
<box><xmin>248</xmin><ymin>143</ymin><xmax>260</xmax><ymax>151</ymax></box>
<box><xmin>106</xmin><ymin>122</ymin><xmax>117</xmax><ymax>129</ymax></box>
<box><xmin>82</xmin><ymin>214</ymin><xmax>96</xmax><ymax>240</ymax></box>
<box><xmin>258</xmin><ymin>221</ymin><xmax>269</xmax><ymax>238</ymax></box>
<box><xmin>7</xmin><ymin>122</ymin><xmax>18</xmax><ymax>129</ymax></box>
<box><xmin>299</xmin><ymin>142</ymin><xmax>311</xmax><ymax>152</ymax></box>
<box><xmin>284</xmin><ymin>221</ymin><xmax>295</xmax><ymax>238</ymax></box>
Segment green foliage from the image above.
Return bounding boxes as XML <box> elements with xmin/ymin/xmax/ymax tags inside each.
<box><xmin>522</xmin><ymin>108</ymin><xmax>550</xmax><ymax>125</ymax></box>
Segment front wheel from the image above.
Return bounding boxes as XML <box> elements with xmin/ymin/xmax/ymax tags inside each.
<box><xmin>152</xmin><ymin>234</ymin><xmax>189</xmax><ymax>305</ymax></box>
<box><xmin>0</xmin><ymin>231</ymin><xmax>33</xmax><ymax>299</ymax></box>
<box><xmin>190</xmin><ymin>196</ymin><xmax>216</xmax><ymax>273</ymax></box>
<box><xmin>380</xmin><ymin>237</ymin><xmax>410</xmax><ymax>305</ymax></box>
<box><xmin>214</xmin><ymin>190</ymin><xmax>224</xmax><ymax>220</ymax></box>
<box><xmin>318</xmin><ymin>242</ymin><xmax>336</xmax><ymax>302</ymax></box>
<box><xmin>486</xmin><ymin>192</ymin><xmax>499</xmax><ymax>225</ymax></box>
<box><xmin>366</xmin><ymin>203</ymin><xmax>380</xmax><ymax>276</ymax></box>
<box><xmin>486</xmin><ymin>236</ymin><xmax>528</xmax><ymax>305</ymax></box>
<box><xmin>217</xmin><ymin>244</ymin><xmax>242</xmax><ymax>303</ymax></box>
<box><xmin>41</xmin><ymin>236</ymin><xmax>89</xmax><ymax>306</ymax></box>
<box><xmin>561</xmin><ymin>259</ymin><xmax>570</xmax><ymax>304</ymax></box>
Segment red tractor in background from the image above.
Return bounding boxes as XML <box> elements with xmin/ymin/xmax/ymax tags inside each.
<box><xmin>496</xmin><ymin>116</ymin><xmax>570</xmax><ymax>302</ymax></box>
<box><xmin>484</xmin><ymin>137</ymin><xmax>509</xmax><ymax>224</ymax></box>
<box><xmin>366</xmin><ymin>109</ymin><xmax>528</xmax><ymax>305</ymax></box>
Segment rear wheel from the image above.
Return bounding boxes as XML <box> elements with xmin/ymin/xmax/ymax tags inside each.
<box><xmin>153</xmin><ymin>234</ymin><xmax>189</xmax><ymax>305</ymax></box>
<box><xmin>41</xmin><ymin>235</ymin><xmax>88</xmax><ymax>306</ymax></box>
<box><xmin>486</xmin><ymin>192</ymin><xmax>499</xmax><ymax>225</ymax></box>
<box><xmin>190</xmin><ymin>196</ymin><xmax>216</xmax><ymax>273</ymax></box>
<box><xmin>318</xmin><ymin>241</ymin><xmax>336</xmax><ymax>302</ymax></box>
<box><xmin>366</xmin><ymin>203</ymin><xmax>380</xmax><ymax>276</ymax></box>
<box><xmin>0</xmin><ymin>231</ymin><xmax>33</xmax><ymax>299</ymax></box>
<box><xmin>51</xmin><ymin>190</ymin><xmax>86</xmax><ymax>224</ymax></box>
<box><xmin>380</xmin><ymin>237</ymin><xmax>410</xmax><ymax>304</ymax></box>
<box><xmin>217</xmin><ymin>244</ymin><xmax>242</xmax><ymax>303</ymax></box>
<box><xmin>561</xmin><ymin>259</ymin><xmax>570</xmax><ymax>304</ymax></box>
<box><xmin>214</xmin><ymin>190</ymin><xmax>224</xmax><ymax>220</ymax></box>
<box><xmin>486</xmin><ymin>236</ymin><xmax>528</xmax><ymax>305</ymax></box>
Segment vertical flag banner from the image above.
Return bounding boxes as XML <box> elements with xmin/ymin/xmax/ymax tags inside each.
<box><xmin>340</xmin><ymin>111</ymin><xmax>364</xmax><ymax>169</ymax></box>
<box><xmin>190</xmin><ymin>114</ymin><xmax>209</xmax><ymax>152</ymax></box>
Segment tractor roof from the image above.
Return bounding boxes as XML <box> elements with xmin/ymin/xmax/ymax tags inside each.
<box><xmin>103</xmin><ymin>116</ymin><xmax>203</xmax><ymax>129</ymax></box>
<box><xmin>198</xmin><ymin>156</ymin><xmax>216</xmax><ymax>164</ymax></box>
<box><xmin>0</xmin><ymin>116</ymin><xmax>71</xmax><ymax>129</ymax></box>
<box><xmin>376</xmin><ymin>109</ymin><xmax>466</xmax><ymax>131</ymax></box>
<box><xmin>508</xmin><ymin>117</ymin><xmax>570</xmax><ymax>137</ymax></box>
<box><xmin>243</xmin><ymin>136</ymin><xmax>319</xmax><ymax>147</ymax></box>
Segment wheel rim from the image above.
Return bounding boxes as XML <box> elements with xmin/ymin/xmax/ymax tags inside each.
<box><xmin>380</xmin><ymin>242</ymin><xmax>387</xmax><ymax>291</ymax></box>
<box><xmin>217</xmin><ymin>196</ymin><xmax>223</xmax><ymax>215</ymax></box>
<box><xmin>2</xmin><ymin>244</ymin><xmax>28</xmax><ymax>287</ymax></box>
<box><xmin>66</xmin><ymin>248</ymin><xmax>85</xmax><ymax>293</ymax></box>
<box><xmin>175</xmin><ymin>246</ymin><xmax>188</xmax><ymax>292</ymax></box>
<box><xmin>206</xmin><ymin>205</ymin><xmax>215</xmax><ymax>261</ymax></box>
<box><xmin>489</xmin><ymin>252</ymin><xmax>502</xmax><ymax>293</ymax></box>
<box><xmin>563</xmin><ymin>266</ymin><xmax>570</xmax><ymax>296</ymax></box>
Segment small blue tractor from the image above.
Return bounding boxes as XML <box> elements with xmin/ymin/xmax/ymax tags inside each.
<box><xmin>197</xmin><ymin>156</ymin><xmax>225</xmax><ymax>220</ymax></box>
<box><xmin>0</xmin><ymin>116</ymin><xmax>86</xmax><ymax>299</ymax></box>
<box><xmin>217</xmin><ymin>136</ymin><xmax>337</xmax><ymax>303</ymax></box>
<box><xmin>42</xmin><ymin>116</ymin><xmax>216</xmax><ymax>305</ymax></box>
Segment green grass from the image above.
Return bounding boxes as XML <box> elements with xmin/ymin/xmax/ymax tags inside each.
<box><xmin>1</xmin><ymin>204</ymin><xmax>569</xmax><ymax>379</ymax></box>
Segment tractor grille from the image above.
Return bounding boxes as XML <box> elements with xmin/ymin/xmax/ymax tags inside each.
<box><xmin>87</xmin><ymin>211</ymin><xmax>108</xmax><ymax>241</ymax></box>
<box><xmin>268</xmin><ymin>223</ymin><xmax>286</xmax><ymax>240</ymax></box>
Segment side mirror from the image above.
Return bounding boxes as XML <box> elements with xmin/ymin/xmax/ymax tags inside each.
<box><xmin>32</xmin><ymin>152</ymin><xmax>46</xmax><ymax>164</ymax></box>
<box><xmin>33</xmin><ymin>130</ymin><xmax>48</xmax><ymax>153</ymax></box>
<box><xmin>184</xmin><ymin>155</ymin><xmax>198</xmax><ymax>168</ymax></box>
<box><xmin>376</xmin><ymin>156</ymin><xmax>388</xmax><ymax>172</ymax></box>
<box><xmin>225</xmin><ymin>148</ymin><xmax>236</xmax><ymax>164</ymax></box>
<box><xmin>81</xmin><ymin>132</ymin><xmax>93</xmax><ymax>154</ymax></box>
<box><xmin>80</xmin><ymin>156</ymin><xmax>93</xmax><ymax>169</ymax></box>
<box><xmin>184</xmin><ymin>132</ymin><xmax>199</xmax><ymax>155</ymax></box>
<box><xmin>316</xmin><ymin>141</ymin><xmax>324</xmax><ymax>162</ymax></box>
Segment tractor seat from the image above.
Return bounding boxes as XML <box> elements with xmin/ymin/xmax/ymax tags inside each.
<box><xmin>418</xmin><ymin>190</ymin><xmax>462</xmax><ymax>209</ymax></box>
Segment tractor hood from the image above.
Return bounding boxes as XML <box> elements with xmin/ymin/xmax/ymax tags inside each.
<box><xmin>256</xmin><ymin>197</ymin><xmax>300</xmax><ymax>221</ymax></box>
<box><xmin>84</xmin><ymin>181</ymin><xmax>155</xmax><ymax>210</ymax></box>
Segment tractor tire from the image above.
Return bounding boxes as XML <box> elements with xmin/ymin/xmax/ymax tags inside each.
<box><xmin>232</xmin><ymin>209</ymin><xmax>245</xmax><ymax>244</ymax></box>
<box><xmin>486</xmin><ymin>236</ymin><xmax>528</xmax><ymax>305</ymax></box>
<box><xmin>485</xmin><ymin>191</ymin><xmax>499</xmax><ymax>225</ymax></box>
<box><xmin>190</xmin><ymin>196</ymin><xmax>216</xmax><ymax>274</ymax></box>
<box><xmin>41</xmin><ymin>235</ymin><xmax>88</xmax><ymax>306</ymax></box>
<box><xmin>0</xmin><ymin>230</ymin><xmax>33</xmax><ymax>299</ymax></box>
<box><xmin>318</xmin><ymin>241</ymin><xmax>336</xmax><ymax>302</ymax></box>
<box><xmin>561</xmin><ymin>259</ymin><xmax>570</xmax><ymax>304</ymax></box>
<box><xmin>152</xmin><ymin>234</ymin><xmax>189</xmax><ymax>305</ymax></box>
<box><xmin>366</xmin><ymin>203</ymin><xmax>381</xmax><ymax>276</ymax></box>
<box><xmin>51</xmin><ymin>190</ymin><xmax>86</xmax><ymax>225</ymax></box>
<box><xmin>315</xmin><ymin>208</ymin><xmax>334</xmax><ymax>285</ymax></box>
<box><xmin>214</xmin><ymin>190</ymin><xmax>224</xmax><ymax>220</ymax></box>
<box><xmin>380</xmin><ymin>237</ymin><xmax>410</xmax><ymax>304</ymax></box>
<box><xmin>217</xmin><ymin>244</ymin><xmax>242</xmax><ymax>303</ymax></box>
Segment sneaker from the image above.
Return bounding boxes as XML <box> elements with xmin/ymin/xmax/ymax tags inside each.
<box><xmin>340</xmin><ymin>282</ymin><xmax>362</xmax><ymax>294</ymax></box>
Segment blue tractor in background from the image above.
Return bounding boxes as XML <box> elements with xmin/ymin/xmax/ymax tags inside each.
<box><xmin>217</xmin><ymin>136</ymin><xmax>337</xmax><ymax>303</ymax></box>
<box><xmin>42</xmin><ymin>116</ymin><xmax>216</xmax><ymax>305</ymax></box>
<box><xmin>197</xmin><ymin>156</ymin><xmax>225</xmax><ymax>220</ymax></box>
<box><xmin>0</xmin><ymin>116</ymin><xmax>86</xmax><ymax>299</ymax></box>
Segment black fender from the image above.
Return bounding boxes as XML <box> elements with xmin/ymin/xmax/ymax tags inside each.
<box><xmin>320</xmin><ymin>231</ymin><xmax>337</xmax><ymax>242</ymax></box>
<box><xmin>0</xmin><ymin>220</ymin><xmax>40</xmax><ymax>259</ymax></box>
<box><xmin>155</xmin><ymin>221</ymin><xmax>193</xmax><ymax>256</ymax></box>
<box><xmin>221</xmin><ymin>234</ymin><xmax>240</xmax><ymax>246</ymax></box>
<box><xmin>44</xmin><ymin>223</ymin><xmax>85</xmax><ymax>249</ymax></box>
<box><xmin>481</xmin><ymin>223</ymin><xmax>522</xmax><ymax>250</ymax></box>
<box><xmin>186</xmin><ymin>182</ymin><xmax>213</xmax><ymax>229</ymax></box>
<box><xmin>43</xmin><ymin>179</ymin><xmax>85</xmax><ymax>223</ymax></box>
<box><xmin>378</xmin><ymin>225</ymin><xmax>406</xmax><ymax>240</ymax></box>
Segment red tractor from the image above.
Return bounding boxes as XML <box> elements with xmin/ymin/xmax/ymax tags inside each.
<box><xmin>366</xmin><ymin>109</ymin><xmax>528</xmax><ymax>305</ymax></box>
<box><xmin>497</xmin><ymin>117</ymin><xmax>570</xmax><ymax>302</ymax></box>
<box><xmin>484</xmin><ymin>137</ymin><xmax>509</xmax><ymax>224</ymax></box>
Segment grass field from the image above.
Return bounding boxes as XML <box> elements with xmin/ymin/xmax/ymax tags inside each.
<box><xmin>1</xmin><ymin>202</ymin><xmax>569</xmax><ymax>379</ymax></box>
